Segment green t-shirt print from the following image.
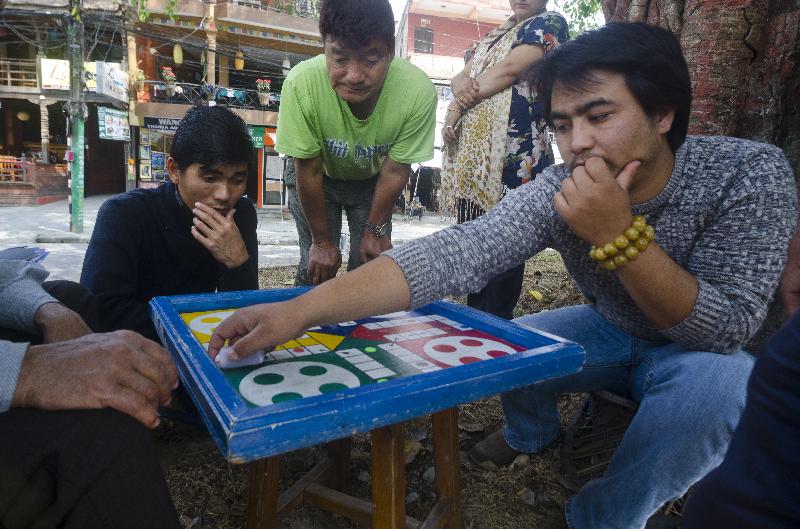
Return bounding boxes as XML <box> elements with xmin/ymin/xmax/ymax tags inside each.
<box><xmin>275</xmin><ymin>55</ymin><xmax>437</xmax><ymax>181</ymax></box>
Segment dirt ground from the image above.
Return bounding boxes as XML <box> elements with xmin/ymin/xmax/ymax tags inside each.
<box><xmin>155</xmin><ymin>251</ymin><xmax>590</xmax><ymax>529</ymax></box>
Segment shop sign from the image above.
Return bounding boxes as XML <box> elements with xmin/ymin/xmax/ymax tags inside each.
<box><xmin>40</xmin><ymin>58</ymin><xmax>98</xmax><ymax>91</ymax></box>
<box><xmin>249</xmin><ymin>126</ymin><xmax>265</xmax><ymax>149</ymax></box>
<box><xmin>144</xmin><ymin>117</ymin><xmax>181</xmax><ymax>133</ymax></box>
<box><xmin>96</xmin><ymin>62</ymin><xmax>128</xmax><ymax>102</ymax></box>
<box><xmin>97</xmin><ymin>106</ymin><xmax>130</xmax><ymax>141</ymax></box>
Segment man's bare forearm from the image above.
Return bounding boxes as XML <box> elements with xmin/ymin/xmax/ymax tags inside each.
<box><xmin>616</xmin><ymin>244</ymin><xmax>698</xmax><ymax>330</ymax></box>
<box><xmin>368</xmin><ymin>159</ymin><xmax>410</xmax><ymax>225</ymax></box>
<box><xmin>295</xmin><ymin>156</ymin><xmax>331</xmax><ymax>242</ymax></box>
<box><xmin>296</xmin><ymin>256</ymin><xmax>412</xmax><ymax>328</ymax></box>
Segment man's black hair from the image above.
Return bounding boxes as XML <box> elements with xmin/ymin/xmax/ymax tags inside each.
<box><xmin>535</xmin><ymin>22</ymin><xmax>692</xmax><ymax>152</ymax></box>
<box><xmin>170</xmin><ymin>105</ymin><xmax>253</xmax><ymax>172</ymax></box>
<box><xmin>319</xmin><ymin>0</ymin><xmax>395</xmax><ymax>53</ymax></box>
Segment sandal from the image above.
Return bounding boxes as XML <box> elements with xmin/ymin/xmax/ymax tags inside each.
<box><xmin>469</xmin><ymin>429</ymin><xmax>525</xmax><ymax>467</ymax></box>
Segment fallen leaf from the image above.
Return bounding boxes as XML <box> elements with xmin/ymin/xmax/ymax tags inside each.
<box><xmin>404</xmin><ymin>439</ymin><xmax>422</xmax><ymax>465</ymax></box>
<box><xmin>528</xmin><ymin>290</ymin><xmax>544</xmax><ymax>301</ymax></box>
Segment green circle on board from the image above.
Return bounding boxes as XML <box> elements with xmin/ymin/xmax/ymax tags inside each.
<box><xmin>300</xmin><ymin>365</ymin><xmax>327</xmax><ymax>376</ymax></box>
<box><xmin>272</xmin><ymin>392</ymin><xmax>302</xmax><ymax>403</ymax></box>
<box><xmin>319</xmin><ymin>383</ymin><xmax>349</xmax><ymax>393</ymax></box>
<box><xmin>253</xmin><ymin>373</ymin><xmax>284</xmax><ymax>385</ymax></box>
<box><xmin>364</xmin><ymin>346</ymin><xmax>377</xmax><ymax>353</ymax></box>
<box><xmin>377</xmin><ymin>378</ymin><xmax>388</xmax><ymax>383</ymax></box>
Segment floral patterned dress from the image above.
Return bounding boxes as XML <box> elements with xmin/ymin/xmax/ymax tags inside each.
<box><xmin>503</xmin><ymin>13</ymin><xmax>569</xmax><ymax>189</ymax></box>
<box><xmin>442</xmin><ymin>12</ymin><xmax>569</xmax><ymax>221</ymax></box>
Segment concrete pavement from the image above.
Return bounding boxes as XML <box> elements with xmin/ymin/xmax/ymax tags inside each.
<box><xmin>0</xmin><ymin>195</ymin><xmax>454</xmax><ymax>282</ymax></box>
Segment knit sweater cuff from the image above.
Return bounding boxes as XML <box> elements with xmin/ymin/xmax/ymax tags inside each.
<box><xmin>0</xmin><ymin>341</ymin><xmax>28</xmax><ymax>413</ymax></box>
<box><xmin>384</xmin><ymin>242</ymin><xmax>438</xmax><ymax>309</ymax></box>
<box><xmin>661</xmin><ymin>278</ymin><xmax>741</xmax><ymax>353</ymax></box>
<box><xmin>0</xmin><ymin>264</ymin><xmax>57</xmax><ymax>335</ymax></box>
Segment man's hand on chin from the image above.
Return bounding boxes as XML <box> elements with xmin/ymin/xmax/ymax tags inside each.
<box><xmin>191</xmin><ymin>202</ymin><xmax>249</xmax><ymax>269</ymax></box>
<box><xmin>554</xmin><ymin>157</ymin><xmax>640</xmax><ymax>246</ymax></box>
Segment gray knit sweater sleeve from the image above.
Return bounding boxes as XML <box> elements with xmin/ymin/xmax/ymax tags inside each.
<box><xmin>654</xmin><ymin>141</ymin><xmax>797</xmax><ymax>350</ymax></box>
<box><xmin>385</xmin><ymin>175</ymin><xmax>560</xmax><ymax>308</ymax></box>
<box><xmin>0</xmin><ymin>342</ymin><xmax>28</xmax><ymax>412</ymax></box>
<box><xmin>386</xmin><ymin>137</ymin><xmax>797</xmax><ymax>354</ymax></box>
<box><xmin>0</xmin><ymin>260</ymin><xmax>57</xmax><ymax>413</ymax></box>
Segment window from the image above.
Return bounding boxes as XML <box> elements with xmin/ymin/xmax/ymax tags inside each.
<box><xmin>414</xmin><ymin>27</ymin><xmax>434</xmax><ymax>54</ymax></box>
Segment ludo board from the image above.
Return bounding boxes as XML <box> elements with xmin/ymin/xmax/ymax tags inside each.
<box><xmin>151</xmin><ymin>288</ymin><xmax>584</xmax><ymax>463</ymax></box>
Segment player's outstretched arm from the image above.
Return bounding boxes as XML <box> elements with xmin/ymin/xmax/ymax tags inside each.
<box><xmin>12</xmin><ymin>330</ymin><xmax>179</xmax><ymax>428</ymax></box>
<box><xmin>208</xmin><ymin>256</ymin><xmax>412</xmax><ymax>360</ymax></box>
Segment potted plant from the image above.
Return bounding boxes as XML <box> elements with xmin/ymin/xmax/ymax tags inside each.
<box><xmin>256</xmin><ymin>78</ymin><xmax>271</xmax><ymax>105</ymax></box>
<box><xmin>132</xmin><ymin>68</ymin><xmax>146</xmax><ymax>92</ymax></box>
<box><xmin>161</xmin><ymin>66</ymin><xmax>177</xmax><ymax>97</ymax></box>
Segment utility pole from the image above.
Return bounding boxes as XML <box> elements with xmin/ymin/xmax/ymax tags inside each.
<box><xmin>67</xmin><ymin>0</ymin><xmax>86</xmax><ymax>233</ymax></box>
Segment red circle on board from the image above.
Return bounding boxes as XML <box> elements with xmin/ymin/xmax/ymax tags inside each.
<box><xmin>460</xmin><ymin>338</ymin><xmax>483</xmax><ymax>346</ymax></box>
<box><xmin>293</xmin><ymin>347</ymin><xmax>304</xmax><ymax>352</ymax></box>
<box><xmin>488</xmin><ymin>350</ymin><xmax>507</xmax><ymax>358</ymax></box>
<box><xmin>433</xmin><ymin>344</ymin><xmax>457</xmax><ymax>353</ymax></box>
<box><xmin>460</xmin><ymin>356</ymin><xmax>481</xmax><ymax>364</ymax></box>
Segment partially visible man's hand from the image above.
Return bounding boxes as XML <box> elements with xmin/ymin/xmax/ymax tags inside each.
<box><xmin>308</xmin><ymin>240</ymin><xmax>342</xmax><ymax>285</ymax></box>
<box><xmin>359</xmin><ymin>232</ymin><xmax>392</xmax><ymax>264</ymax></box>
<box><xmin>780</xmin><ymin>229</ymin><xmax>800</xmax><ymax>317</ymax></box>
<box><xmin>554</xmin><ymin>157</ymin><xmax>640</xmax><ymax>246</ymax></box>
<box><xmin>191</xmin><ymin>202</ymin><xmax>249</xmax><ymax>269</ymax></box>
<box><xmin>34</xmin><ymin>302</ymin><xmax>92</xmax><ymax>343</ymax></box>
<box><xmin>12</xmin><ymin>330</ymin><xmax>179</xmax><ymax>429</ymax></box>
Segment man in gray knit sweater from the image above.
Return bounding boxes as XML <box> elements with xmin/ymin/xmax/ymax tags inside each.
<box><xmin>210</xmin><ymin>23</ymin><xmax>797</xmax><ymax>529</ymax></box>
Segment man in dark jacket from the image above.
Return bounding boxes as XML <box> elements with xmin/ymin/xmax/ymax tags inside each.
<box><xmin>81</xmin><ymin>106</ymin><xmax>258</xmax><ymax>341</ymax></box>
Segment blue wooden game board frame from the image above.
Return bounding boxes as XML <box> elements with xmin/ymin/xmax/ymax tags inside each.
<box><xmin>151</xmin><ymin>288</ymin><xmax>585</xmax><ymax>463</ymax></box>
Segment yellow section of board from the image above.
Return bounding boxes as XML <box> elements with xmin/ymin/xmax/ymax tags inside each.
<box><xmin>306</xmin><ymin>332</ymin><xmax>345</xmax><ymax>351</ymax></box>
<box><xmin>180</xmin><ymin>309</ymin><xmax>236</xmax><ymax>344</ymax></box>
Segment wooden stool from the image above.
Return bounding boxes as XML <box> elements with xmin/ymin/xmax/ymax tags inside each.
<box><xmin>247</xmin><ymin>408</ymin><xmax>462</xmax><ymax>529</ymax></box>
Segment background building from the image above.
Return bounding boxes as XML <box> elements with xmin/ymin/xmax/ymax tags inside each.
<box><xmin>0</xmin><ymin>0</ymin><xmax>130</xmax><ymax>205</ymax></box>
<box><xmin>0</xmin><ymin>0</ymin><xmax>323</xmax><ymax>208</ymax></box>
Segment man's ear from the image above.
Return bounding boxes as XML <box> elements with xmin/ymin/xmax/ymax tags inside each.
<box><xmin>166</xmin><ymin>157</ymin><xmax>181</xmax><ymax>186</ymax></box>
<box><xmin>655</xmin><ymin>106</ymin><xmax>676</xmax><ymax>135</ymax></box>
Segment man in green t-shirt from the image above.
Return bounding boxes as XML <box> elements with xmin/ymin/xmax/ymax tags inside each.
<box><xmin>276</xmin><ymin>0</ymin><xmax>437</xmax><ymax>285</ymax></box>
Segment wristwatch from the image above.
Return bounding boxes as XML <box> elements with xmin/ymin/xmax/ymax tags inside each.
<box><xmin>364</xmin><ymin>220</ymin><xmax>389</xmax><ymax>238</ymax></box>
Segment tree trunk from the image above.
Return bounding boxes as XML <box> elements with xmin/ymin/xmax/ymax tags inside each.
<box><xmin>604</xmin><ymin>0</ymin><xmax>800</xmax><ymax>351</ymax></box>
<box><xmin>603</xmin><ymin>0</ymin><xmax>800</xmax><ymax>178</ymax></box>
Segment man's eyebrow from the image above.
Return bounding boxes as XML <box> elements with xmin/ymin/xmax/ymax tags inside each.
<box><xmin>551</xmin><ymin>98</ymin><xmax>614</xmax><ymax>121</ymax></box>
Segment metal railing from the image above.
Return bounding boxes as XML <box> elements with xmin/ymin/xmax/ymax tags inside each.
<box><xmin>225</xmin><ymin>0</ymin><xmax>321</xmax><ymax>18</ymax></box>
<box><xmin>0</xmin><ymin>156</ymin><xmax>28</xmax><ymax>183</ymax></box>
<box><xmin>0</xmin><ymin>58</ymin><xmax>38</xmax><ymax>89</ymax></box>
<box><xmin>136</xmin><ymin>81</ymin><xmax>280</xmax><ymax>110</ymax></box>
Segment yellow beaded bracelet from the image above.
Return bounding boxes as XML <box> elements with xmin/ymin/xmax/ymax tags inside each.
<box><xmin>589</xmin><ymin>215</ymin><xmax>655</xmax><ymax>271</ymax></box>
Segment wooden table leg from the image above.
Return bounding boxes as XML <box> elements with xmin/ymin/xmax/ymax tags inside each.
<box><xmin>324</xmin><ymin>437</ymin><xmax>352</xmax><ymax>491</ymax></box>
<box><xmin>247</xmin><ymin>456</ymin><xmax>280</xmax><ymax>529</ymax></box>
<box><xmin>432</xmin><ymin>408</ymin><xmax>463</xmax><ymax>529</ymax></box>
<box><xmin>372</xmin><ymin>422</ymin><xmax>407</xmax><ymax>529</ymax></box>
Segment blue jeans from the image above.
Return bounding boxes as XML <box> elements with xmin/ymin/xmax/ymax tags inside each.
<box><xmin>505</xmin><ymin>304</ymin><xmax>754</xmax><ymax>529</ymax></box>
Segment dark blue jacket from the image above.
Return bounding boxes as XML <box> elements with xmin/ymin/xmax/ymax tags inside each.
<box><xmin>80</xmin><ymin>181</ymin><xmax>258</xmax><ymax>341</ymax></box>
<box><xmin>683</xmin><ymin>309</ymin><xmax>800</xmax><ymax>528</ymax></box>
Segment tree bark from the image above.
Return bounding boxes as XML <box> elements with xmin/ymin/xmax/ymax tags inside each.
<box><xmin>603</xmin><ymin>0</ymin><xmax>800</xmax><ymax>178</ymax></box>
